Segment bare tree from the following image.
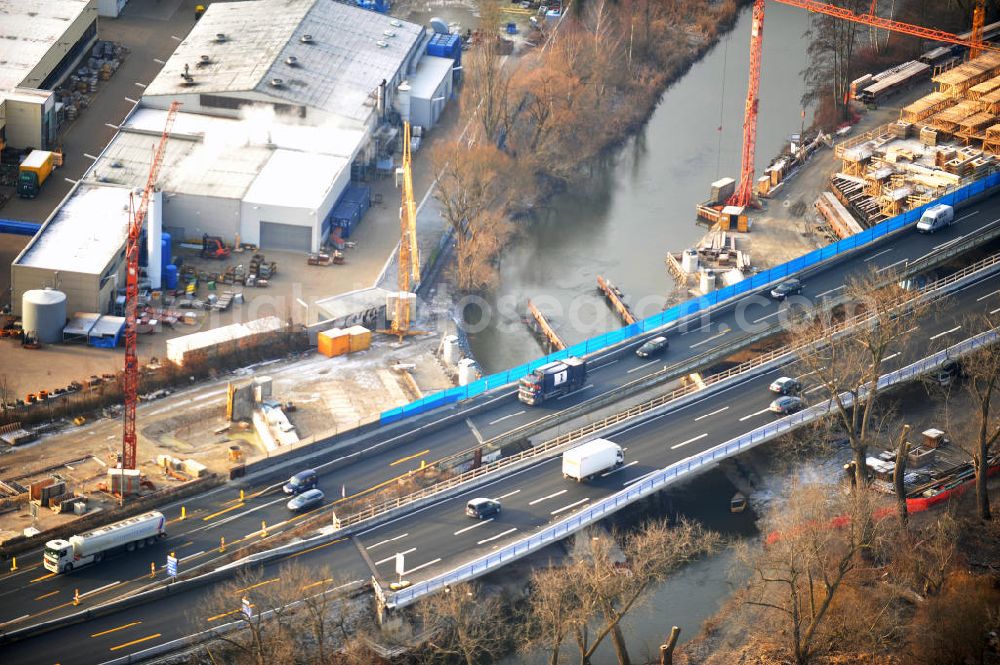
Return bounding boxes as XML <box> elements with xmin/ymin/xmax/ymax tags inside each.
<box><xmin>893</xmin><ymin>423</ymin><xmax>911</xmax><ymax>529</ymax></box>
<box><xmin>464</xmin><ymin>0</ymin><xmax>512</xmax><ymax>144</ymax></box>
<box><xmin>953</xmin><ymin>314</ymin><xmax>1000</xmax><ymax>521</ymax></box>
<box><xmin>794</xmin><ymin>269</ymin><xmax>930</xmax><ymax>490</ymax></box>
<box><xmin>523</xmin><ymin>562</ymin><xmax>586</xmax><ymax>665</ymax></box>
<box><xmin>418</xmin><ymin>582</ymin><xmax>506</xmax><ymax>665</ymax></box>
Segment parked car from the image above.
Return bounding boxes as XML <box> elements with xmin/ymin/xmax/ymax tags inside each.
<box><xmin>934</xmin><ymin>359</ymin><xmax>960</xmax><ymax>387</ymax></box>
<box><xmin>770</xmin><ymin>278</ymin><xmax>803</xmax><ymax>300</ymax></box>
<box><xmin>769</xmin><ymin>395</ymin><xmax>804</xmax><ymax>415</ymax></box>
<box><xmin>465</xmin><ymin>498</ymin><xmax>501</xmax><ymax>519</ymax></box>
<box><xmin>283</xmin><ymin>469</ymin><xmax>318</xmax><ymax>495</ymax></box>
<box><xmin>636</xmin><ymin>336</ymin><xmax>669</xmax><ymax>358</ymax></box>
<box><xmin>286</xmin><ymin>488</ymin><xmax>325</xmax><ymax>512</ymax></box>
<box><xmin>769</xmin><ymin>376</ymin><xmax>802</xmax><ymax>395</ymax></box>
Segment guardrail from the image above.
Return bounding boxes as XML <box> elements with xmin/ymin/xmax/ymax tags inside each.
<box><xmin>381</xmin><ymin>172</ymin><xmax>1000</xmax><ymax>425</ymax></box>
<box><xmin>388</xmin><ymin>327</ymin><xmax>1000</xmax><ymax>609</ymax></box>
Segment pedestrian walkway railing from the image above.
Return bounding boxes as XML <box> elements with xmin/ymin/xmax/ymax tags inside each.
<box><xmin>388</xmin><ymin>327</ymin><xmax>1000</xmax><ymax>609</ymax></box>
<box><xmin>381</xmin><ymin>173</ymin><xmax>1000</xmax><ymax>425</ymax></box>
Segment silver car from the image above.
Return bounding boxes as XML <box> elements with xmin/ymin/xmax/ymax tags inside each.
<box><xmin>286</xmin><ymin>488</ymin><xmax>325</xmax><ymax>512</ymax></box>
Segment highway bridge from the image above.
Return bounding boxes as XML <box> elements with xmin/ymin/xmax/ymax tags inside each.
<box><xmin>2</xmin><ymin>196</ymin><xmax>1000</xmax><ymax>662</ymax></box>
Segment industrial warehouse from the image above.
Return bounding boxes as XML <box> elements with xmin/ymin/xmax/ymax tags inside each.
<box><xmin>10</xmin><ymin>0</ymin><xmax>459</xmax><ymax>318</ymax></box>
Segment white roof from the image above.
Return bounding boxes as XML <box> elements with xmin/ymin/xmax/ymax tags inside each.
<box><xmin>244</xmin><ymin>149</ymin><xmax>349</xmax><ymax>209</ymax></box>
<box><xmin>144</xmin><ymin>0</ymin><xmax>424</xmax><ymax>121</ymax></box>
<box><xmin>166</xmin><ymin>316</ymin><xmax>283</xmax><ymax>363</ymax></box>
<box><xmin>408</xmin><ymin>55</ymin><xmax>453</xmax><ymax>100</ymax></box>
<box><xmin>0</xmin><ymin>0</ymin><xmax>93</xmax><ymax>90</ymax></box>
<box><xmin>17</xmin><ymin>184</ymin><xmax>131</xmax><ymax>275</ymax></box>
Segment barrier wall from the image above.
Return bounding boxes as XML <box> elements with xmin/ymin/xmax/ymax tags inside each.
<box><xmin>381</xmin><ymin>173</ymin><xmax>1000</xmax><ymax>425</ymax></box>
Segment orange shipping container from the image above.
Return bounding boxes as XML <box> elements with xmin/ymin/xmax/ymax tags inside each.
<box><xmin>346</xmin><ymin>325</ymin><xmax>372</xmax><ymax>353</ymax></box>
<box><xmin>318</xmin><ymin>328</ymin><xmax>348</xmax><ymax>357</ymax></box>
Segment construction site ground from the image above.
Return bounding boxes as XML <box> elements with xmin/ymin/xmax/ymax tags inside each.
<box><xmin>736</xmin><ymin>84</ymin><xmax>934</xmax><ymax>270</ymax></box>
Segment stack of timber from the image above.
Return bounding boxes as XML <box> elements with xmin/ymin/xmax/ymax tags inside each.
<box><xmin>815</xmin><ymin>192</ymin><xmax>864</xmax><ymax>239</ymax></box>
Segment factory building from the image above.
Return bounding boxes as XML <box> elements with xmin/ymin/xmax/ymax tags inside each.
<box><xmin>12</xmin><ymin>0</ymin><xmax>459</xmax><ymax>317</ymax></box>
<box><xmin>0</xmin><ymin>0</ymin><xmax>99</xmax><ymax>151</ymax></box>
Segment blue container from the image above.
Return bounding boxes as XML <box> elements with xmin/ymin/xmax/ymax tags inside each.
<box><xmin>164</xmin><ymin>264</ymin><xmax>179</xmax><ymax>290</ymax></box>
<box><xmin>506</xmin><ymin>22</ymin><xmax>517</xmax><ymax>34</ymax></box>
<box><xmin>342</xmin><ymin>183</ymin><xmax>371</xmax><ymax>216</ymax></box>
<box><xmin>330</xmin><ymin>200</ymin><xmax>362</xmax><ymax>238</ymax></box>
<box><xmin>161</xmin><ymin>232</ymin><xmax>172</xmax><ymax>274</ymax></box>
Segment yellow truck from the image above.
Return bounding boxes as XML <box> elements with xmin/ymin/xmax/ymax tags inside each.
<box><xmin>17</xmin><ymin>150</ymin><xmax>54</xmax><ymax>198</ymax></box>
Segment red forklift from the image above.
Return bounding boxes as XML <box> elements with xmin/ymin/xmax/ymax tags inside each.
<box><xmin>201</xmin><ymin>234</ymin><xmax>231</xmax><ymax>260</ymax></box>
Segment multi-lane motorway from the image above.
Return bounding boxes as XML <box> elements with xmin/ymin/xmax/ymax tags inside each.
<box><xmin>2</xmin><ymin>201</ymin><xmax>1000</xmax><ymax>662</ymax></box>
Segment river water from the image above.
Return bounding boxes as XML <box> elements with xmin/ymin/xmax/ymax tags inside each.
<box><xmin>466</xmin><ymin>4</ymin><xmax>813</xmax><ymax>373</ymax></box>
<box><xmin>479</xmin><ymin>5</ymin><xmax>812</xmax><ymax>662</ymax></box>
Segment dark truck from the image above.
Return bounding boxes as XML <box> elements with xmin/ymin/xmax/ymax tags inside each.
<box><xmin>517</xmin><ymin>357</ymin><xmax>587</xmax><ymax>405</ymax></box>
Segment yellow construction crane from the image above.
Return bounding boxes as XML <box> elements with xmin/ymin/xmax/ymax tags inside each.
<box><xmin>390</xmin><ymin>122</ymin><xmax>421</xmax><ymax>339</ymax></box>
<box><xmin>971</xmin><ymin>0</ymin><xmax>986</xmax><ymax>59</ymax></box>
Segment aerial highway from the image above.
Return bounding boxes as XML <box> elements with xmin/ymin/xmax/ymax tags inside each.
<box><xmin>1</xmin><ymin>199</ymin><xmax>998</xmax><ymax>633</ymax></box>
<box><xmin>2</xmin><ymin>236</ymin><xmax>999</xmax><ymax>664</ymax></box>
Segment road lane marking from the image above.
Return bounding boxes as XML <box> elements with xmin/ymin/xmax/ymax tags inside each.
<box><xmin>882</xmin><ymin>352</ymin><xmax>900</xmax><ymax>363</ymax></box>
<box><xmin>403</xmin><ymin>558</ymin><xmax>442</xmax><ymax>575</ymax></box>
<box><xmin>671</xmin><ymin>433</ymin><xmax>708</xmax><ymax>450</ymax></box>
<box><xmin>91</xmin><ymin>621</ymin><xmax>141</xmax><ymax>638</ymax></box>
<box><xmin>488</xmin><ymin>410</ymin><xmax>525</xmax><ymax>425</ymax></box>
<box><xmin>208</xmin><ymin>610</ymin><xmax>236</xmax><ymax>622</ymax></box>
<box><xmin>627</xmin><ymin>360</ymin><xmax>657</xmax><ymax>374</ymax></box>
<box><xmin>286</xmin><ymin>538</ymin><xmax>345</xmax><ymax>559</ymax></box>
<box><xmin>529</xmin><ymin>489</ymin><xmax>567</xmax><ymax>506</ymax></box>
<box><xmin>376</xmin><ymin>548</ymin><xmax>416</xmax><ymax>566</ymax></box>
<box><xmin>301</xmin><ymin>577</ymin><xmax>334</xmax><ymax>592</ymax></box>
<box><xmin>31</xmin><ymin>572</ymin><xmax>56</xmax><ymax>583</ymax></box>
<box><xmin>34</xmin><ymin>590</ymin><xmax>59</xmax><ymax>601</ymax></box>
<box><xmin>991</xmin><ymin>306</ymin><xmax>1000</xmax><ymax>315</ymax></box>
<box><xmin>557</xmin><ymin>384</ymin><xmax>594</xmax><ymax>400</ymax></box>
<box><xmin>689</xmin><ymin>330</ymin><xmax>728</xmax><ymax>349</ymax></box>
<box><xmin>201</xmin><ymin>502</ymin><xmax>245</xmax><ymax>521</ymax></box>
<box><xmin>389</xmin><ymin>449</ymin><xmax>430</xmax><ymax>467</ymax></box>
<box><xmin>877</xmin><ymin>259</ymin><xmax>908</xmax><ymax>273</ymax></box>
<box><xmin>804</xmin><ymin>385</ymin><xmax>825</xmax><ymax>395</ymax></box>
<box><xmin>976</xmin><ymin>288</ymin><xmax>1000</xmax><ymax>302</ymax></box>
<box><xmin>751</xmin><ymin>310</ymin><xmax>781</xmax><ymax>324</ymax></box>
<box><xmin>454</xmin><ymin>519</ymin><xmax>494</xmax><ymax>536</ymax></box>
<box><xmin>179</xmin><ymin>550</ymin><xmax>204</xmax><ymax>563</ymax></box>
<box><xmin>695</xmin><ymin>406</ymin><xmax>729</xmax><ymax>421</ymax></box>
<box><xmin>929</xmin><ymin>325</ymin><xmax>961</xmax><ymax>341</ymax></box>
<box><xmin>955</xmin><ymin>210</ymin><xmax>979</xmax><ymax>222</ymax></box>
<box><xmin>864</xmin><ymin>247</ymin><xmax>894</xmax><ymax>261</ymax></box>
<box><xmin>367</xmin><ymin>533</ymin><xmax>409</xmax><ymax>550</ymax></box>
<box><xmin>815</xmin><ymin>285</ymin><xmax>844</xmax><ymax>299</ymax></box>
<box><xmin>739</xmin><ymin>408</ymin><xmax>770</xmax><ymax>422</ymax></box>
<box><xmin>551</xmin><ymin>499</ymin><xmax>589</xmax><ymax>515</ymax></box>
<box><xmin>796</xmin><ymin>369</ymin><xmax>819</xmax><ymax>380</ymax></box>
<box><xmin>477</xmin><ymin>528</ymin><xmax>518</xmax><ymax>545</ymax></box>
<box><xmin>932</xmin><ymin>235</ymin><xmax>965</xmax><ymax>251</ymax></box>
<box><xmin>80</xmin><ymin>581</ymin><xmax>121</xmax><ymax>600</ymax></box>
<box><xmin>176</xmin><ymin>541</ymin><xmax>194</xmax><ymax>549</ymax></box>
<box><xmin>601</xmin><ymin>461</ymin><xmax>638</xmax><ymax>477</ymax></box>
<box><xmin>497</xmin><ymin>489</ymin><xmax>521</xmax><ymax>500</ymax></box>
<box><xmin>236</xmin><ymin>577</ymin><xmax>280</xmax><ymax>593</ymax></box>
<box><xmin>110</xmin><ymin>633</ymin><xmax>161</xmax><ymax>651</ymax></box>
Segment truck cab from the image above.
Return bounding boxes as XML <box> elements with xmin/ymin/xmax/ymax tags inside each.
<box><xmin>43</xmin><ymin>539</ymin><xmax>75</xmax><ymax>573</ymax></box>
<box><xmin>518</xmin><ymin>357</ymin><xmax>587</xmax><ymax>405</ymax></box>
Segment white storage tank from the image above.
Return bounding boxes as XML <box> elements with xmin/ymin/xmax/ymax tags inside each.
<box><xmin>700</xmin><ymin>269</ymin><xmax>717</xmax><ymax>294</ymax></box>
<box><xmin>22</xmin><ymin>288</ymin><xmax>67</xmax><ymax>344</ymax></box>
<box><xmin>442</xmin><ymin>334</ymin><xmax>459</xmax><ymax>365</ymax></box>
<box><xmin>457</xmin><ymin>358</ymin><xmax>477</xmax><ymax>386</ymax></box>
<box><xmin>681</xmin><ymin>248</ymin><xmax>699</xmax><ymax>273</ymax></box>
<box><xmin>396</xmin><ymin>82</ymin><xmax>411</xmax><ymax>123</ymax></box>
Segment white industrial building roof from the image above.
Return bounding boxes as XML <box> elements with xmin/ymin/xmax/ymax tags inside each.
<box><xmin>0</xmin><ymin>0</ymin><xmax>94</xmax><ymax>90</ymax></box>
<box><xmin>166</xmin><ymin>316</ymin><xmax>284</xmax><ymax>364</ymax></box>
<box><xmin>409</xmin><ymin>55</ymin><xmax>454</xmax><ymax>100</ymax></box>
<box><xmin>17</xmin><ymin>183</ymin><xmax>131</xmax><ymax>274</ymax></box>
<box><xmin>244</xmin><ymin>149</ymin><xmax>349</xmax><ymax>210</ymax></box>
<box><xmin>144</xmin><ymin>0</ymin><xmax>424</xmax><ymax>121</ymax></box>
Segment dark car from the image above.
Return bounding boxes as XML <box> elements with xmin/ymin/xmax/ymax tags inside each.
<box><xmin>286</xmin><ymin>488</ymin><xmax>325</xmax><ymax>512</ymax></box>
<box><xmin>769</xmin><ymin>395</ymin><xmax>805</xmax><ymax>415</ymax></box>
<box><xmin>283</xmin><ymin>469</ymin><xmax>318</xmax><ymax>495</ymax></box>
<box><xmin>636</xmin><ymin>336</ymin><xmax>669</xmax><ymax>358</ymax></box>
<box><xmin>769</xmin><ymin>376</ymin><xmax>802</xmax><ymax>395</ymax></box>
<box><xmin>770</xmin><ymin>278</ymin><xmax>803</xmax><ymax>300</ymax></box>
<box><xmin>466</xmin><ymin>498</ymin><xmax>501</xmax><ymax>519</ymax></box>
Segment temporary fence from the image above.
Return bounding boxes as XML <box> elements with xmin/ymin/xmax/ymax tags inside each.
<box><xmin>381</xmin><ymin>173</ymin><xmax>1000</xmax><ymax>425</ymax></box>
<box><xmin>388</xmin><ymin>328</ymin><xmax>1000</xmax><ymax>609</ymax></box>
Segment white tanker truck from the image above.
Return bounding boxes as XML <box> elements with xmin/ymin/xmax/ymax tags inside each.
<box><xmin>43</xmin><ymin>511</ymin><xmax>167</xmax><ymax>573</ymax></box>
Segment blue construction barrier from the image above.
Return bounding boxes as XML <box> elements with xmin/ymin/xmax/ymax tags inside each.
<box><xmin>0</xmin><ymin>219</ymin><xmax>41</xmax><ymax>236</ymax></box>
<box><xmin>380</xmin><ymin>172</ymin><xmax>1000</xmax><ymax>425</ymax></box>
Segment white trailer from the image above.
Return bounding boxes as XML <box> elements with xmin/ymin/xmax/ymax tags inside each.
<box><xmin>562</xmin><ymin>438</ymin><xmax>624</xmax><ymax>481</ymax></box>
<box><xmin>43</xmin><ymin>511</ymin><xmax>167</xmax><ymax>573</ymax></box>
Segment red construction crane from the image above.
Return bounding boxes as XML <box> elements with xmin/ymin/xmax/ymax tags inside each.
<box><xmin>971</xmin><ymin>0</ymin><xmax>986</xmax><ymax>60</ymax></box>
<box><xmin>728</xmin><ymin>0</ymin><xmax>1000</xmax><ymax>209</ymax></box>
<box><xmin>121</xmin><ymin>101</ymin><xmax>180</xmax><ymax>480</ymax></box>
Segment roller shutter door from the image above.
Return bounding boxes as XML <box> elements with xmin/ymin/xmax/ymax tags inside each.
<box><xmin>259</xmin><ymin>221</ymin><xmax>311</xmax><ymax>252</ymax></box>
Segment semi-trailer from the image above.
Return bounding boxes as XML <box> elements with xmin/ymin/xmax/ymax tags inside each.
<box><xmin>43</xmin><ymin>510</ymin><xmax>167</xmax><ymax>573</ymax></box>
<box><xmin>562</xmin><ymin>438</ymin><xmax>624</xmax><ymax>481</ymax></box>
<box><xmin>517</xmin><ymin>357</ymin><xmax>587</xmax><ymax>405</ymax></box>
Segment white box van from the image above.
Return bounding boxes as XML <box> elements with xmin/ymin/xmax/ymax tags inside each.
<box><xmin>916</xmin><ymin>204</ymin><xmax>955</xmax><ymax>233</ymax></box>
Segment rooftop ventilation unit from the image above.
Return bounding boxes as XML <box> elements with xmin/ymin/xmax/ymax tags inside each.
<box><xmin>389</xmin><ymin>19</ymin><xmax>402</xmax><ymax>27</ymax></box>
<box><xmin>376</xmin><ymin>40</ymin><xmax>389</xmax><ymax>48</ymax></box>
<box><xmin>285</xmin><ymin>55</ymin><xmax>298</xmax><ymax>66</ymax></box>
<box><xmin>270</xmin><ymin>78</ymin><xmax>285</xmax><ymax>87</ymax></box>
<box><xmin>215</xmin><ymin>33</ymin><xmax>227</xmax><ymax>42</ymax></box>
<box><xmin>300</xmin><ymin>34</ymin><xmax>314</xmax><ymax>44</ymax></box>
<box><xmin>383</xmin><ymin>30</ymin><xmax>396</xmax><ymax>37</ymax></box>
<box><xmin>199</xmin><ymin>54</ymin><xmax>211</xmax><ymax>65</ymax></box>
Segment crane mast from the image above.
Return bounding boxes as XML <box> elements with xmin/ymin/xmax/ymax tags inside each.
<box><xmin>392</xmin><ymin>121</ymin><xmax>420</xmax><ymax>338</ymax></box>
<box><xmin>120</xmin><ymin>101</ymin><xmax>180</xmax><ymax>481</ymax></box>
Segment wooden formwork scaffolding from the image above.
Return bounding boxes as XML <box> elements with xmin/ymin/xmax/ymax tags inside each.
<box><xmin>967</xmin><ymin>72</ymin><xmax>1000</xmax><ymax>100</ymax></box>
<box><xmin>900</xmin><ymin>92</ymin><xmax>956</xmax><ymax>122</ymax></box>
<box><xmin>933</xmin><ymin>51</ymin><xmax>1000</xmax><ymax>96</ymax></box>
<box><xmin>928</xmin><ymin>100</ymin><xmax>982</xmax><ymax>132</ymax></box>
<box><xmin>984</xmin><ymin>123</ymin><xmax>1000</xmax><ymax>152</ymax></box>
